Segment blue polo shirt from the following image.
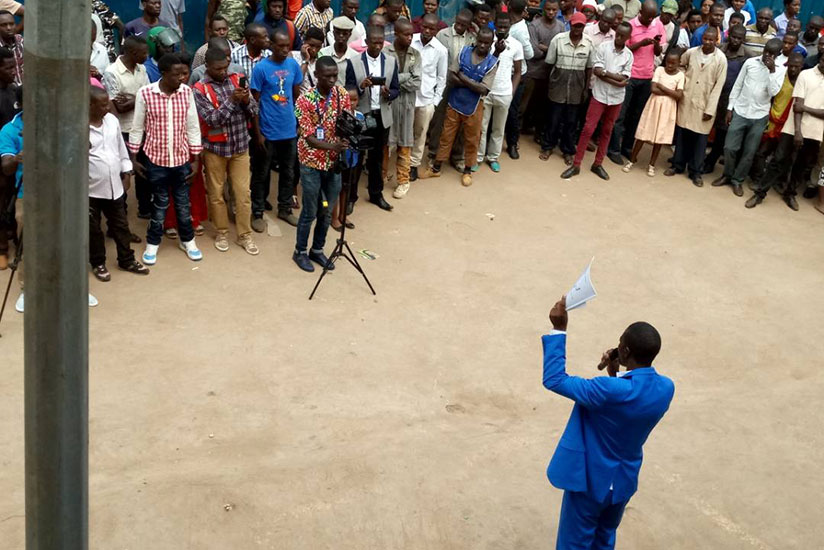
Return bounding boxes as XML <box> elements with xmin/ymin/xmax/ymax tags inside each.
<box><xmin>0</xmin><ymin>112</ymin><xmax>22</xmax><ymax>196</ymax></box>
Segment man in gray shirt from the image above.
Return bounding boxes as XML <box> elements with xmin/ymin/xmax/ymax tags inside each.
<box><xmin>521</xmin><ymin>0</ymin><xmax>562</xmax><ymax>136</ymax></box>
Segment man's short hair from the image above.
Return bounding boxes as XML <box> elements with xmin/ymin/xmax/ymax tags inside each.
<box><xmin>316</xmin><ymin>56</ymin><xmax>338</xmax><ymax>71</ymax></box>
<box><xmin>784</xmin><ymin>30</ymin><xmax>799</xmax><ymax>41</ymax></box>
<box><xmin>729</xmin><ymin>12</ymin><xmax>745</xmax><ymax>23</ymax></box>
<box><xmin>610</xmin><ymin>3</ymin><xmax>623</xmax><ymax>13</ymax></box>
<box><xmin>711</xmin><ymin>2</ymin><xmax>726</xmax><ymax>12</ymax></box>
<box><xmin>123</xmin><ymin>35</ymin><xmax>148</xmax><ymax>51</ymax></box>
<box><xmin>207</xmin><ymin>36</ymin><xmax>231</xmax><ymax>51</ymax></box>
<box><xmin>509</xmin><ymin>0</ymin><xmax>527</xmax><ymax>13</ymax></box>
<box><xmin>764</xmin><ymin>37</ymin><xmax>783</xmax><ymax>52</ymax></box>
<box><xmin>366</xmin><ymin>25</ymin><xmax>385</xmax><ymax>40</ymax></box>
<box><xmin>158</xmin><ymin>53</ymin><xmax>184</xmax><ymax>74</ymax></box>
<box><xmin>267</xmin><ymin>0</ymin><xmax>286</xmax><ymax>6</ymax></box>
<box><xmin>623</xmin><ymin>322</ymin><xmax>662</xmax><ymax>365</ymax></box>
<box><xmin>272</xmin><ymin>28</ymin><xmax>291</xmax><ymax>43</ymax></box>
<box><xmin>495</xmin><ymin>11</ymin><xmax>512</xmax><ymax>24</ymax></box>
<box><xmin>386</xmin><ymin>0</ymin><xmax>405</xmax><ymax>6</ymax></box>
<box><xmin>244</xmin><ymin>22</ymin><xmax>267</xmax><ymax>39</ymax></box>
<box><xmin>687</xmin><ymin>8</ymin><xmax>702</xmax><ymax>19</ymax></box>
<box><xmin>210</xmin><ymin>14</ymin><xmax>228</xmax><ymax>25</ymax></box>
<box><xmin>616</xmin><ymin>21</ymin><xmax>632</xmax><ymax>34</ymax></box>
<box><xmin>477</xmin><ymin>26</ymin><xmax>494</xmax><ymax>39</ymax></box>
<box><xmin>90</xmin><ymin>85</ymin><xmax>109</xmax><ymax>100</ymax></box>
<box><xmin>476</xmin><ymin>3</ymin><xmax>493</xmax><ymax>14</ymax></box>
<box><xmin>787</xmin><ymin>51</ymin><xmax>804</xmax><ymax>63</ymax></box>
<box><xmin>729</xmin><ymin>23</ymin><xmax>746</xmax><ymax>36</ymax></box>
<box><xmin>457</xmin><ymin>8</ymin><xmax>473</xmax><ymax>20</ymax></box>
<box><xmin>205</xmin><ymin>47</ymin><xmax>228</xmax><ymax>64</ymax></box>
<box><xmin>305</xmin><ymin>25</ymin><xmax>325</xmax><ymax>42</ymax></box>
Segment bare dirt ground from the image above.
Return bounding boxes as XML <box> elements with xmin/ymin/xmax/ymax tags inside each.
<box><xmin>1</xmin><ymin>140</ymin><xmax>823</xmax><ymax>549</ymax></box>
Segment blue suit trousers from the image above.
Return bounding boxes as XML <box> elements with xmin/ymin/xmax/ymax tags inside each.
<box><xmin>557</xmin><ymin>490</ymin><xmax>628</xmax><ymax>550</ymax></box>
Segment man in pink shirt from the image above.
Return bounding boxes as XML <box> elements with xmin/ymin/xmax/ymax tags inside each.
<box><xmin>607</xmin><ymin>0</ymin><xmax>666</xmax><ymax>164</ymax></box>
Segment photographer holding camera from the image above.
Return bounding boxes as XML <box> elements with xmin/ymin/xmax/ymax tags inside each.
<box><xmin>292</xmin><ymin>56</ymin><xmax>352</xmax><ymax>273</ymax></box>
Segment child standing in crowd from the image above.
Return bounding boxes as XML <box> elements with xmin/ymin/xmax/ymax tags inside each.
<box><xmin>623</xmin><ymin>50</ymin><xmax>684</xmax><ymax>176</ymax></box>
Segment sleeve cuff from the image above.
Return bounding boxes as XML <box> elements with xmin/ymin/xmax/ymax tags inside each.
<box><xmin>549</xmin><ymin>329</ymin><xmax>566</xmax><ymax>335</ymax></box>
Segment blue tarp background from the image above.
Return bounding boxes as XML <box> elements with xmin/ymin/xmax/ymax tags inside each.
<box><xmin>19</xmin><ymin>0</ymin><xmax>824</xmax><ymax>52</ymax></box>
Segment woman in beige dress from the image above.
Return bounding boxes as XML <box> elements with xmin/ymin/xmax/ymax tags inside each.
<box><xmin>622</xmin><ymin>52</ymin><xmax>685</xmax><ymax>176</ymax></box>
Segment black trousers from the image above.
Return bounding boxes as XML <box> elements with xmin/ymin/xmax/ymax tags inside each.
<box><xmin>121</xmin><ymin>133</ymin><xmax>151</xmax><ymax>216</ymax></box>
<box><xmin>365</xmin><ymin>110</ymin><xmax>389</xmax><ymax>200</ymax></box>
<box><xmin>755</xmin><ymin>134</ymin><xmax>820</xmax><ymax>198</ymax></box>
<box><xmin>504</xmin><ymin>80</ymin><xmax>526</xmax><ymax>148</ymax></box>
<box><xmin>672</xmin><ymin>126</ymin><xmax>709</xmax><ymax>180</ymax></box>
<box><xmin>608</xmin><ymin>78</ymin><xmax>651</xmax><ymax>158</ymax></box>
<box><xmin>541</xmin><ymin>100</ymin><xmax>579</xmax><ymax>155</ymax></box>
<box><xmin>89</xmin><ymin>194</ymin><xmax>135</xmax><ymax>268</ymax></box>
<box><xmin>250</xmin><ymin>138</ymin><xmax>296</xmax><ymax>217</ymax></box>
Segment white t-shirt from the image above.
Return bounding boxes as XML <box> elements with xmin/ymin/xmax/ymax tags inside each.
<box><xmin>489</xmin><ymin>36</ymin><xmax>524</xmax><ymax>97</ymax></box>
<box><xmin>723</xmin><ymin>8</ymin><xmax>751</xmax><ymax>31</ymax></box>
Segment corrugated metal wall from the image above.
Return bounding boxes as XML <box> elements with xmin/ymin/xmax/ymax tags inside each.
<box><xmin>20</xmin><ymin>0</ymin><xmax>824</xmax><ymax>51</ymax></box>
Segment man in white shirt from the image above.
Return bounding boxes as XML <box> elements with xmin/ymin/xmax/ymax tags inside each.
<box><xmin>325</xmin><ymin>0</ymin><xmax>365</xmax><ymax>46</ymax></box>
<box><xmin>504</xmin><ymin>0</ymin><xmax>535</xmax><ymax>159</ymax></box>
<box><xmin>319</xmin><ymin>16</ymin><xmax>359</xmax><ymax>86</ymax></box>
<box><xmin>712</xmin><ymin>39</ymin><xmax>784</xmax><ymax>196</ymax></box>
<box><xmin>409</xmin><ymin>14</ymin><xmax>447</xmax><ymax>181</ymax></box>
<box><xmin>88</xmin><ymin>86</ymin><xmax>150</xmax><ymax>281</ymax></box>
<box><xmin>476</xmin><ymin>12</ymin><xmax>523</xmax><ymax>172</ymax></box>
<box><xmin>561</xmin><ymin>22</ymin><xmax>633</xmax><ymax>180</ymax></box>
<box><xmin>102</xmin><ymin>35</ymin><xmax>152</xmax><ymax>218</ymax></box>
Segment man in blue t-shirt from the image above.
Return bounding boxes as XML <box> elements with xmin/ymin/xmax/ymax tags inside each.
<box><xmin>250</xmin><ymin>28</ymin><xmax>303</xmax><ymax>230</ymax></box>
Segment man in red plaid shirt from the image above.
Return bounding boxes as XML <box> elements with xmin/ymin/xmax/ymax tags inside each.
<box><xmin>129</xmin><ymin>53</ymin><xmax>204</xmax><ymax>265</ymax></box>
<box><xmin>193</xmin><ymin>48</ymin><xmax>260</xmax><ymax>255</ymax></box>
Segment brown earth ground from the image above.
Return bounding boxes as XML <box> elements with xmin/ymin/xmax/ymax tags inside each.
<box><xmin>1</xmin><ymin>139</ymin><xmax>822</xmax><ymax>549</ymax></box>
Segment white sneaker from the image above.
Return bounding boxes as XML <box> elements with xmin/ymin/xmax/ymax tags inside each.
<box><xmin>179</xmin><ymin>239</ymin><xmax>203</xmax><ymax>261</ymax></box>
<box><xmin>393</xmin><ymin>183</ymin><xmax>410</xmax><ymax>199</ymax></box>
<box><xmin>622</xmin><ymin>162</ymin><xmax>633</xmax><ymax>173</ymax></box>
<box><xmin>88</xmin><ymin>293</ymin><xmax>99</xmax><ymax>307</ymax></box>
<box><xmin>15</xmin><ymin>291</ymin><xmax>23</xmax><ymax>313</ymax></box>
<box><xmin>142</xmin><ymin>244</ymin><xmax>159</xmax><ymax>265</ymax></box>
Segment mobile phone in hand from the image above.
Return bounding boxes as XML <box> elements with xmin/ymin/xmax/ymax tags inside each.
<box><xmin>370</xmin><ymin>75</ymin><xmax>386</xmax><ymax>86</ymax></box>
<box><xmin>239</xmin><ymin>76</ymin><xmax>248</xmax><ymax>88</ymax></box>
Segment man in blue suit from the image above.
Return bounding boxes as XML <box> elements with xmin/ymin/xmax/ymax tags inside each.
<box><xmin>542</xmin><ymin>296</ymin><xmax>675</xmax><ymax>549</ymax></box>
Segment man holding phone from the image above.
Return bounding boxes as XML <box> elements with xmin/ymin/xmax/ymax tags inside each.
<box><xmin>345</xmin><ymin>26</ymin><xmax>400</xmax><ymax>212</ymax></box>
<box><xmin>193</xmin><ymin>48</ymin><xmax>260</xmax><ymax>255</ymax></box>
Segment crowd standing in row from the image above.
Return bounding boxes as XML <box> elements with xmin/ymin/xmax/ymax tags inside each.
<box><xmin>1</xmin><ymin>0</ymin><xmax>823</xmax><ymax>313</ymax></box>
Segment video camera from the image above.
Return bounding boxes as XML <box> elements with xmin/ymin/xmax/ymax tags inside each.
<box><xmin>335</xmin><ymin>110</ymin><xmax>376</xmax><ymax>152</ymax></box>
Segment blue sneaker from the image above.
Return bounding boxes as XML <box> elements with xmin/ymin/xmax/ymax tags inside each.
<box><xmin>142</xmin><ymin>244</ymin><xmax>158</xmax><ymax>265</ymax></box>
<box><xmin>293</xmin><ymin>251</ymin><xmax>315</xmax><ymax>272</ymax></box>
<box><xmin>470</xmin><ymin>163</ymin><xmax>480</xmax><ymax>172</ymax></box>
<box><xmin>309</xmin><ymin>250</ymin><xmax>335</xmax><ymax>271</ymax></box>
<box><xmin>179</xmin><ymin>240</ymin><xmax>203</xmax><ymax>261</ymax></box>
<box><xmin>488</xmin><ymin>161</ymin><xmax>501</xmax><ymax>172</ymax></box>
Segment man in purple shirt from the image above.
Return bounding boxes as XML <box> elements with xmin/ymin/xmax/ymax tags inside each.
<box><xmin>607</xmin><ymin>0</ymin><xmax>665</xmax><ymax>164</ymax></box>
<box><xmin>124</xmin><ymin>0</ymin><xmax>162</xmax><ymax>38</ymax></box>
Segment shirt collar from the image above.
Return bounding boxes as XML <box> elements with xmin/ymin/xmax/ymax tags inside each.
<box><xmin>147</xmin><ymin>81</ymin><xmax>187</xmax><ymax>96</ymax></box>
<box><xmin>620</xmin><ymin>366</ymin><xmax>657</xmax><ymax>379</ymax></box>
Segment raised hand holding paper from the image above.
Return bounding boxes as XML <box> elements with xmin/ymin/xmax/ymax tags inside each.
<box><xmin>565</xmin><ymin>258</ymin><xmax>596</xmax><ymax>311</ymax></box>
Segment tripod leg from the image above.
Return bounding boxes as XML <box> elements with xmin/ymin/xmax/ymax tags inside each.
<box><xmin>308</xmin><ymin>238</ymin><xmax>346</xmax><ymax>300</ymax></box>
<box><xmin>342</xmin><ymin>240</ymin><xmax>376</xmax><ymax>295</ymax></box>
<box><xmin>0</xmin><ymin>266</ymin><xmax>17</xmax><ymax>331</ymax></box>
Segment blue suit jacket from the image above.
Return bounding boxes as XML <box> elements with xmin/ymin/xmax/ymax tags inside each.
<box><xmin>542</xmin><ymin>333</ymin><xmax>674</xmax><ymax>503</ymax></box>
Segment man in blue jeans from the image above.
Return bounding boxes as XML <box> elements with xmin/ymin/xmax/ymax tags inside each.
<box><xmin>129</xmin><ymin>54</ymin><xmax>203</xmax><ymax>265</ymax></box>
<box><xmin>292</xmin><ymin>57</ymin><xmax>351</xmax><ymax>272</ymax></box>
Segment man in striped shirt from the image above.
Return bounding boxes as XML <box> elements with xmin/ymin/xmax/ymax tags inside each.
<box><xmin>230</xmin><ymin>23</ymin><xmax>272</xmax><ymax>79</ymax></box>
<box><xmin>294</xmin><ymin>0</ymin><xmax>333</xmax><ymax>39</ymax></box>
<box><xmin>129</xmin><ymin>54</ymin><xmax>204</xmax><ymax>265</ymax></box>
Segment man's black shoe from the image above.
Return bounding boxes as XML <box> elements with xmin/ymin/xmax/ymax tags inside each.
<box><xmin>803</xmin><ymin>186</ymin><xmax>817</xmax><ymax>199</ymax></box>
<box><xmin>293</xmin><ymin>252</ymin><xmax>315</xmax><ymax>272</ymax></box>
<box><xmin>607</xmin><ymin>152</ymin><xmax>623</xmax><ymax>166</ymax></box>
<box><xmin>591</xmin><ymin>164</ymin><xmax>609</xmax><ymax>180</ymax></box>
<box><xmin>507</xmin><ymin>144</ymin><xmax>520</xmax><ymax>159</ymax></box>
<box><xmin>369</xmin><ymin>196</ymin><xmax>393</xmax><ymax>211</ymax></box>
<box><xmin>732</xmin><ymin>184</ymin><xmax>743</xmax><ymax>197</ymax></box>
<box><xmin>744</xmin><ymin>194</ymin><xmax>763</xmax><ymax>208</ymax></box>
<box><xmin>309</xmin><ymin>250</ymin><xmax>335</xmax><ymax>270</ymax></box>
<box><xmin>785</xmin><ymin>195</ymin><xmax>799</xmax><ymax>211</ymax></box>
<box><xmin>560</xmin><ymin>166</ymin><xmax>580</xmax><ymax>179</ymax></box>
<box><xmin>410</xmin><ymin>166</ymin><xmax>418</xmax><ymax>182</ymax></box>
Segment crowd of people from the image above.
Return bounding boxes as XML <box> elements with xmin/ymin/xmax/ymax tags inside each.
<box><xmin>1</xmin><ymin>0</ymin><xmax>823</xmax><ymax>312</ymax></box>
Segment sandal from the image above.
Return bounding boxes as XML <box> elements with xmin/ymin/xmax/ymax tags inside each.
<box><xmin>119</xmin><ymin>260</ymin><xmax>150</xmax><ymax>275</ymax></box>
<box><xmin>92</xmin><ymin>264</ymin><xmax>111</xmax><ymax>282</ymax></box>
<box><xmin>539</xmin><ymin>149</ymin><xmax>552</xmax><ymax>161</ymax></box>
<box><xmin>647</xmin><ymin>165</ymin><xmax>655</xmax><ymax>177</ymax></box>
<box><xmin>165</xmin><ymin>228</ymin><xmax>178</xmax><ymax>239</ymax></box>
<box><xmin>194</xmin><ymin>224</ymin><xmax>205</xmax><ymax>236</ymax></box>
<box><xmin>331</xmin><ymin>224</ymin><xmax>342</xmax><ymax>233</ymax></box>
<box><xmin>344</xmin><ymin>220</ymin><xmax>355</xmax><ymax>229</ymax></box>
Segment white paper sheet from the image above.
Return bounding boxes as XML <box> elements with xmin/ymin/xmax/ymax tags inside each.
<box><xmin>566</xmin><ymin>258</ymin><xmax>596</xmax><ymax>311</ymax></box>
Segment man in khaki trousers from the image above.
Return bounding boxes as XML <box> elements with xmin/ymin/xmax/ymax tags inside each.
<box><xmin>193</xmin><ymin>49</ymin><xmax>260</xmax><ymax>255</ymax></box>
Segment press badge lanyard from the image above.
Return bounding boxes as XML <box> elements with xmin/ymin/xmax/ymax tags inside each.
<box><xmin>314</xmin><ymin>89</ymin><xmax>334</xmax><ymax>141</ymax></box>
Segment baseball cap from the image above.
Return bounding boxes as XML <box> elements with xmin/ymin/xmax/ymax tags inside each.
<box><xmin>661</xmin><ymin>0</ymin><xmax>678</xmax><ymax>15</ymax></box>
<box><xmin>570</xmin><ymin>12</ymin><xmax>587</xmax><ymax>26</ymax></box>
